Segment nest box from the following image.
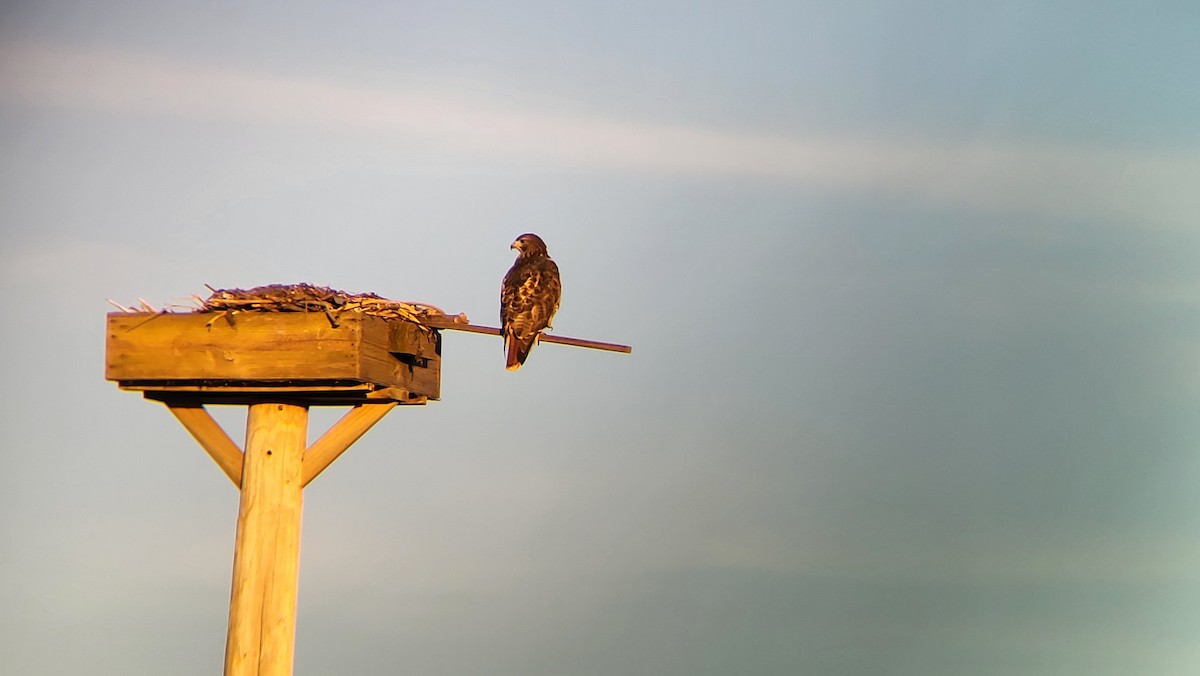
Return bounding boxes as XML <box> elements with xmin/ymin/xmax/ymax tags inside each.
<box><xmin>105</xmin><ymin>311</ymin><xmax>440</xmax><ymax>405</ymax></box>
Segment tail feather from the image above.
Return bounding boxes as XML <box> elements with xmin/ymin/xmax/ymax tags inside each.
<box><xmin>505</xmin><ymin>333</ymin><xmax>534</xmax><ymax>371</ymax></box>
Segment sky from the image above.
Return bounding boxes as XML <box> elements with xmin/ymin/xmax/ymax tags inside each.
<box><xmin>1</xmin><ymin>2</ymin><xmax>1199</xmax><ymax>674</ymax></box>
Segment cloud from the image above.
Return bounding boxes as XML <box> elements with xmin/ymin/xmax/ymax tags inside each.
<box><xmin>2</xmin><ymin>41</ymin><xmax>1196</xmax><ymax>224</ymax></box>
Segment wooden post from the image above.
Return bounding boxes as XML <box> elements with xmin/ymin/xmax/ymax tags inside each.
<box><xmin>104</xmin><ymin>307</ymin><xmax>626</xmax><ymax>674</ymax></box>
<box><xmin>225</xmin><ymin>402</ymin><xmax>308</xmax><ymax>676</ymax></box>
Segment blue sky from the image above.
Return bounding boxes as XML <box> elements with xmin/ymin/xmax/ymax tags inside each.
<box><xmin>2</xmin><ymin>2</ymin><xmax>1199</xmax><ymax>674</ymax></box>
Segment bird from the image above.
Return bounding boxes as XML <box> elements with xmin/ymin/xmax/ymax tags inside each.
<box><xmin>500</xmin><ymin>233</ymin><xmax>562</xmax><ymax>371</ymax></box>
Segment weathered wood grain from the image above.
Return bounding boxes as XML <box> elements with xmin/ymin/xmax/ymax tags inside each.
<box><xmin>225</xmin><ymin>403</ymin><xmax>307</xmax><ymax>676</ymax></box>
<box><xmin>105</xmin><ymin>312</ymin><xmax>440</xmax><ymax>401</ymax></box>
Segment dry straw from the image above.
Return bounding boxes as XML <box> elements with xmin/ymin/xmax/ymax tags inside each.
<box><xmin>110</xmin><ymin>283</ymin><xmax>468</xmax><ymax>331</ymax></box>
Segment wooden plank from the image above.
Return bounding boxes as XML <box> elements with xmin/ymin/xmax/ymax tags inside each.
<box><xmin>142</xmin><ymin>388</ymin><xmax>424</xmax><ymax>407</ymax></box>
<box><xmin>105</xmin><ymin>312</ymin><xmax>441</xmax><ymax>399</ymax></box>
<box><xmin>360</xmin><ymin>315</ymin><xmax>441</xmax><ymax>400</ymax></box>
<box><xmin>301</xmin><ymin>402</ymin><xmax>398</xmax><ymax>487</ymax></box>
<box><xmin>225</xmin><ymin>402</ymin><xmax>307</xmax><ymax>676</ymax></box>
<box><xmin>165</xmin><ymin>403</ymin><xmax>243</xmax><ymax>487</ymax></box>
<box><xmin>107</xmin><ymin>312</ymin><xmax>362</xmax><ymax>382</ymax></box>
<box><xmin>387</xmin><ymin>318</ymin><xmax>440</xmax><ymax>400</ymax></box>
<box><xmin>132</xmin><ymin>382</ymin><xmax>375</xmax><ymax>393</ymax></box>
<box><xmin>421</xmin><ymin>318</ymin><xmax>632</xmax><ymax>354</ymax></box>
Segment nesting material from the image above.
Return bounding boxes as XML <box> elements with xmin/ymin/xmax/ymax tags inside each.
<box><xmin>110</xmin><ymin>283</ymin><xmax>468</xmax><ymax>330</ymax></box>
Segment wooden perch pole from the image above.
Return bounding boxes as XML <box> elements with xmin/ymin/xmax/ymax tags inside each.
<box><xmin>421</xmin><ymin>318</ymin><xmax>632</xmax><ymax>354</ymax></box>
<box><xmin>225</xmin><ymin>402</ymin><xmax>308</xmax><ymax>676</ymax></box>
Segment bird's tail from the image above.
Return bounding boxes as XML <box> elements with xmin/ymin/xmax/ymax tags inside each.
<box><xmin>505</xmin><ymin>334</ymin><xmax>534</xmax><ymax>371</ymax></box>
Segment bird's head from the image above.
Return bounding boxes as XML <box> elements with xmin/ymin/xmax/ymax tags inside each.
<box><xmin>511</xmin><ymin>233</ymin><xmax>549</xmax><ymax>257</ymax></box>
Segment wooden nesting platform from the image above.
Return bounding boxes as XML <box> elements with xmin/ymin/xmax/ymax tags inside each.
<box><xmin>105</xmin><ymin>310</ymin><xmax>440</xmax><ymax>405</ymax></box>
<box><xmin>105</xmin><ymin>282</ymin><xmax>628</xmax><ymax>676</ymax></box>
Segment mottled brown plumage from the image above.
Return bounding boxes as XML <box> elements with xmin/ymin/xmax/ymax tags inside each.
<box><xmin>500</xmin><ymin>233</ymin><xmax>561</xmax><ymax>371</ymax></box>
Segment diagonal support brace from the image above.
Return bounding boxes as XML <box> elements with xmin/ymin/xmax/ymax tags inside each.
<box><xmin>166</xmin><ymin>403</ymin><xmax>244</xmax><ymax>486</ymax></box>
<box><xmin>162</xmin><ymin>401</ymin><xmax>398</xmax><ymax>489</ymax></box>
<box><xmin>301</xmin><ymin>402</ymin><xmax>398</xmax><ymax>487</ymax></box>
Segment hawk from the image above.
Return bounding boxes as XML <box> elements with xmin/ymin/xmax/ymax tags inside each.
<box><xmin>501</xmin><ymin>233</ymin><xmax>562</xmax><ymax>371</ymax></box>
